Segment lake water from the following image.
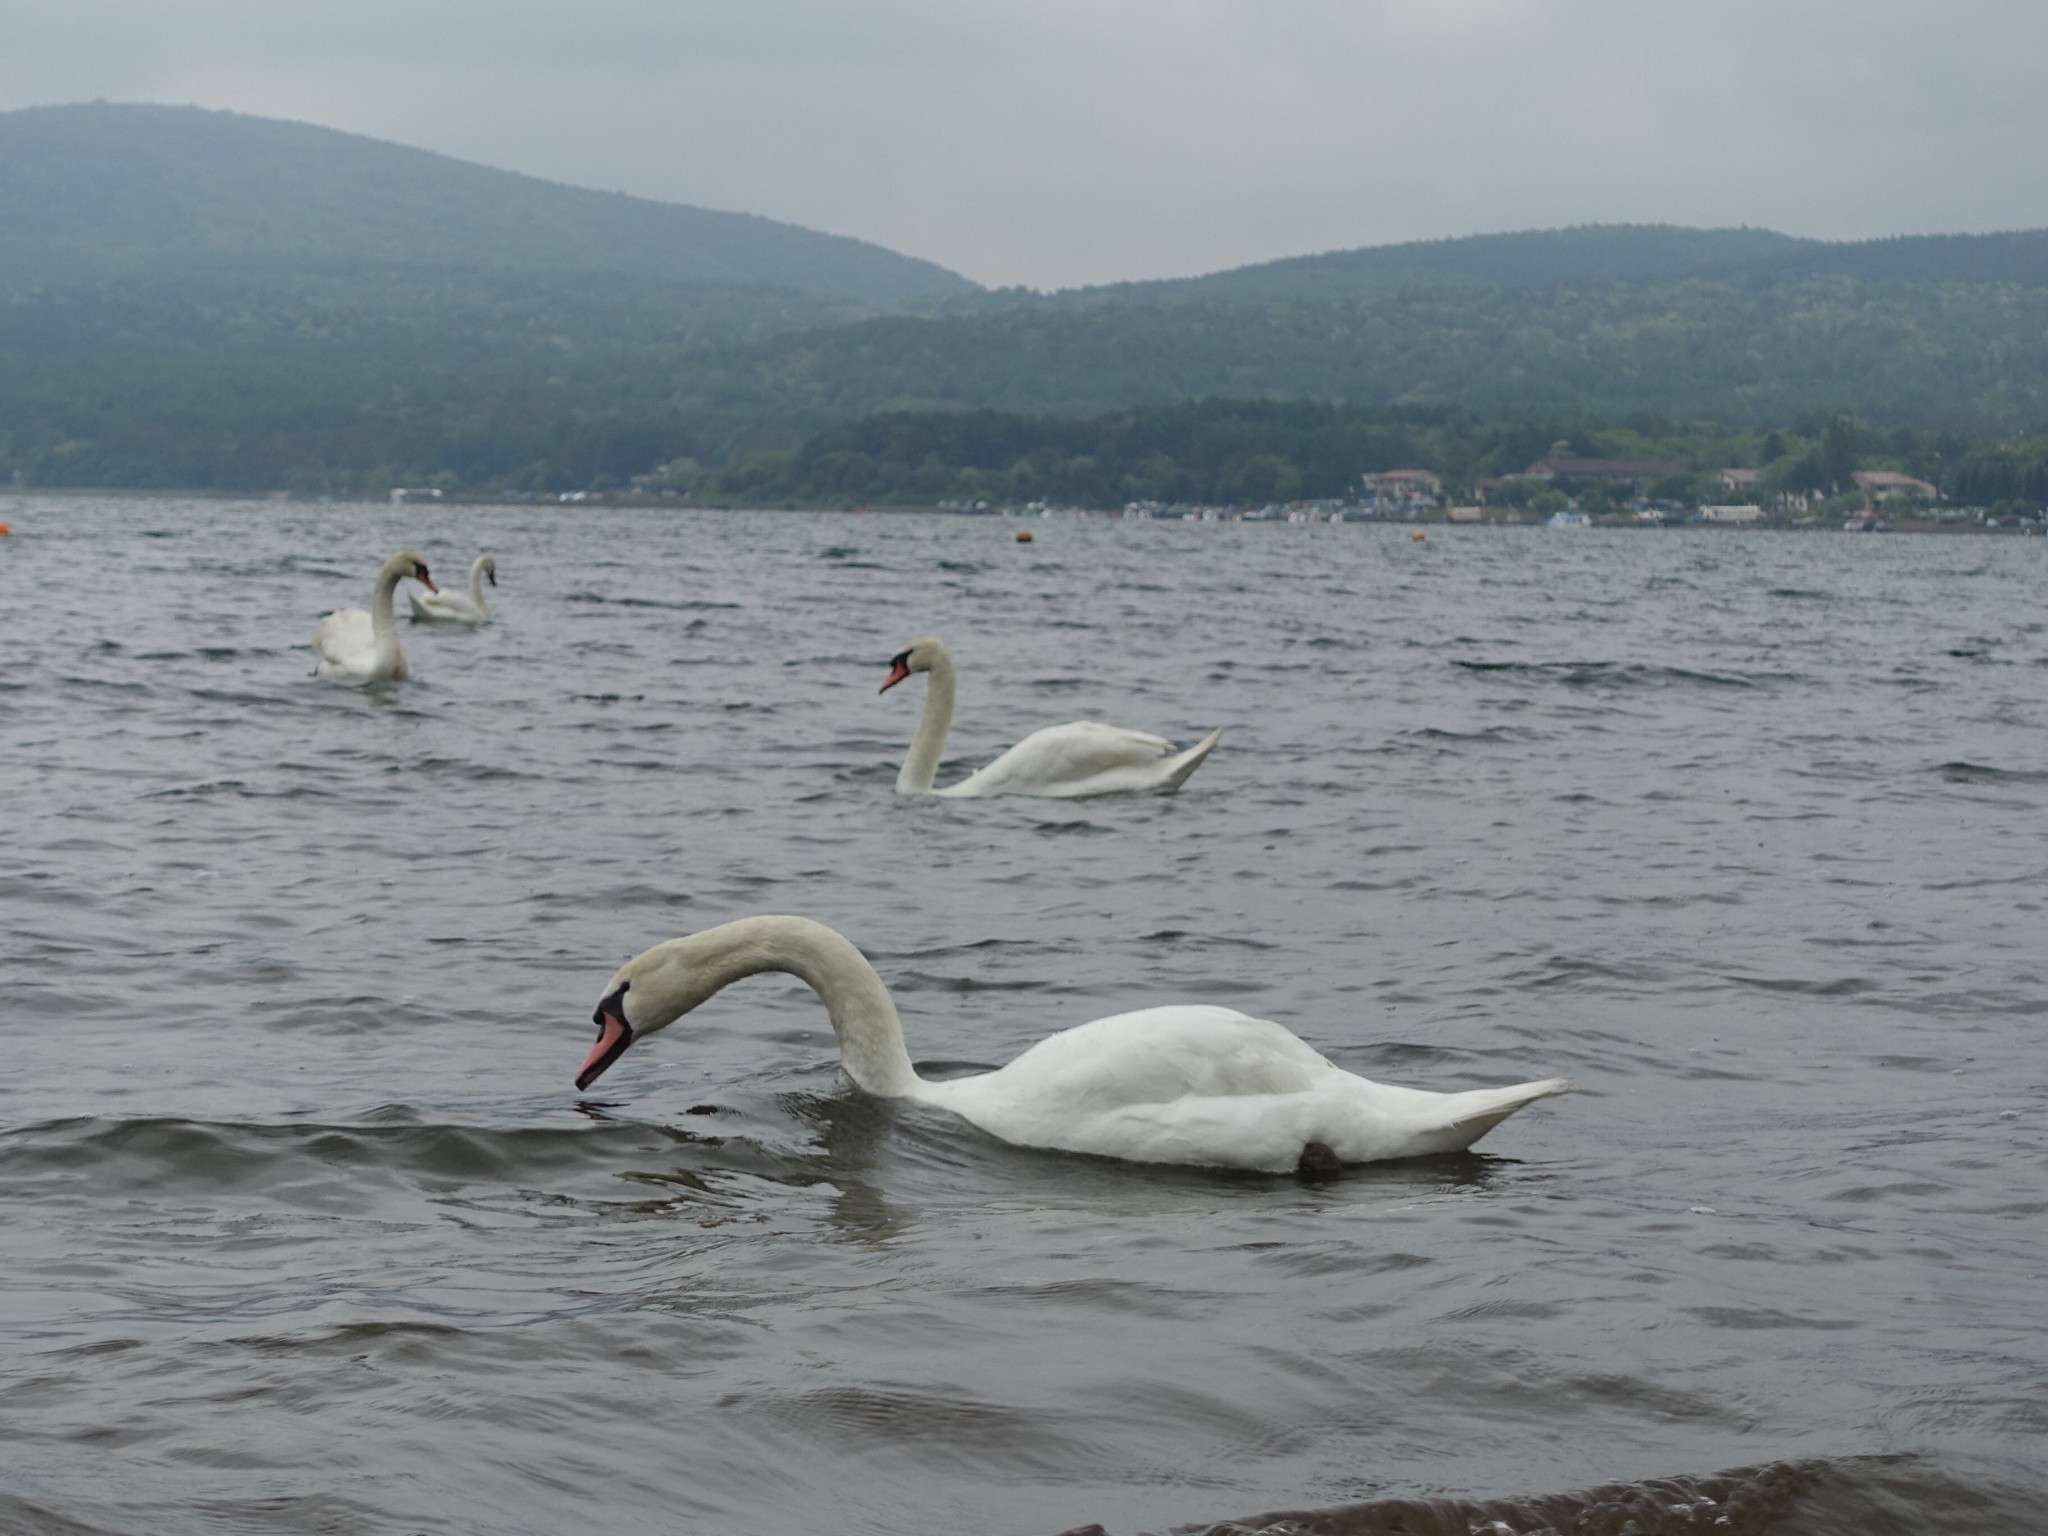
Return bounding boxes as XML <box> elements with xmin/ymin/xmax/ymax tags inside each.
<box><xmin>2</xmin><ymin>499</ymin><xmax>2045</xmax><ymax>1536</ymax></box>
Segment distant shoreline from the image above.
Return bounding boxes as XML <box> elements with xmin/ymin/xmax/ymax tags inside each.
<box><xmin>4</xmin><ymin>487</ymin><xmax>2043</xmax><ymax>535</ymax></box>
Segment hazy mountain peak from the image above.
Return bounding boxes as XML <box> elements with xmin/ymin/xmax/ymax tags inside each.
<box><xmin>0</xmin><ymin>101</ymin><xmax>978</xmax><ymax>303</ymax></box>
<box><xmin>1068</xmin><ymin>223</ymin><xmax>1817</xmax><ymax>304</ymax></box>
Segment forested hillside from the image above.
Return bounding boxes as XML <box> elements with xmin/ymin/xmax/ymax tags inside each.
<box><xmin>0</xmin><ymin>103</ymin><xmax>975</xmax><ymax>301</ymax></box>
<box><xmin>668</xmin><ymin>268</ymin><xmax>2048</xmax><ymax>437</ymax></box>
<box><xmin>1073</xmin><ymin>224</ymin><xmax>1815</xmax><ymax>304</ymax></box>
<box><xmin>4</xmin><ymin>104</ymin><xmax>2048</xmax><ymax>496</ymax></box>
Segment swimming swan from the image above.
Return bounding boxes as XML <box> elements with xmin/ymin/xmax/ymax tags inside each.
<box><xmin>882</xmin><ymin>636</ymin><xmax>1221</xmax><ymax>797</ymax></box>
<box><xmin>311</xmin><ymin>550</ymin><xmax>436</xmax><ymax>681</ymax></box>
<box><xmin>410</xmin><ymin>553</ymin><xmax>496</xmax><ymax>624</ymax></box>
<box><xmin>574</xmin><ymin>916</ymin><xmax>1570</xmax><ymax>1173</ymax></box>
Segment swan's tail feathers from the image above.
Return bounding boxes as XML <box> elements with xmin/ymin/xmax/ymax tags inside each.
<box><xmin>1156</xmin><ymin>728</ymin><xmax>1224</xmax><ymax>791</ymax></box>
<box><xmin>1436</xmin><ymin>1077</ymin><xmax>1573</xmax><ymax>1149</ymax></box>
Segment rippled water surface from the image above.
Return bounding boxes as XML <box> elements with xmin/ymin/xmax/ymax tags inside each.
<box><xmin>3</xmin><ymin>499</ymin><xmax>2046</xmax><ymax>1535</ymax></box>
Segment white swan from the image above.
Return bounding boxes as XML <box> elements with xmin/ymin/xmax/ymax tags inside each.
<box><xmin>881</xmin><ymin>636</ymin><xmax>1221</xmax><ymax>798</ymax></box>
<box><xmin>410</xmin><ymin>553</ymin><xmax>495</xmax><ymax>624</ymax></box>
<box><xmin>311</xmin><ymin>550</ymin><xmax>437</xmax><ymax>681</ymax></box>
<box><xmin>574</xmin><ymin>916</ymin><xmax>1570</xmax><ymax>1173</ymax></box>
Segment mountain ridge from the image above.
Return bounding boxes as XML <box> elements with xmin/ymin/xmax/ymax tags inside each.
<box><xmin>6</xmin><ymin>101</ymin><xmax>2048</xmax><ymax>492</ymax></box>
<box><xmin>0</xmin><ymin>101</ymin><xmax>977</xmax><ymax>303</ymax></box>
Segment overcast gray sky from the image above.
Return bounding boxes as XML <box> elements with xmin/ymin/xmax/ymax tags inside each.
<box><xmin>3</xmin><ymin>0</ymin><xmax>2043</xmax><ymax>290</ymax></box>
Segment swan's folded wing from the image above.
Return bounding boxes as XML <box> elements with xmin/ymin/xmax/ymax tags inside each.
<box><xmin>943</xmin><ymin>1006</ymin><xmax>1330</xmax><ymax>1119</ymax></box>
<box><xmin>955</xmin><ymin>721</ymin><xmax>1177</xmax><ymax>792</ymax></box>
<box><xmin>412</xmin><ymin>591</ymin><xmax>482</xmax><ymax>623</ymax></box>
<box><xmin>312</xmin><ymin>607</ymin><xmax>373</xmax><ymax>666</ymax></box>
<box><xmin>927</xmin><ymin>1006</ymin><xmax>1343</xmax><ymax>1170</ymax></box>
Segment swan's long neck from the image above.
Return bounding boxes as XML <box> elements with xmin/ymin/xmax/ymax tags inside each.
<box><xmin>898</xmin><ymin>644</ymin><xmax>957</xmax><ymax>795</ymax></box>
<box><xmin>652</xmin><ymin>917</ymin><xmax>920</xmax><ymax>1097</ymax></box>
<box><xmin>466</xmin><ymin>556</ymin><xmax>490</xmax><ymax>617</ymax></box>
<box><xmin>370</xmin><ymin>559</ymin><xmax>407</xmax><ymax>671</ymax></box>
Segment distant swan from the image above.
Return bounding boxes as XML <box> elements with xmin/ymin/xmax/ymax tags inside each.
<box><xmin>311</xmin><ymin>550</ymin><xmax>436</xmax><ymax>681</ymax></box>
<box><xmin>574</xmin><ymin>916</ymin><xmax>1570</xmax><ymax>1173</ymax></box>
<box><xmin>410</xmin><ymin>553</ymin><xmax>496</xmax><ymax>624</ymax></box>
<box><xmin>882</xmin><ymin>636</ymin><xmax>1221</xmax><ymax>797</ymax></box>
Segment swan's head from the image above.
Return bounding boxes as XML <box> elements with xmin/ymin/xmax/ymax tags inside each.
<box><xmin>393</xmin><ymin>550</ymin><xmax>438</xmax><ymax>593</ymax></box>
<box><xmin>481</xmin><ymin>554</ymin><xmax>498</xmax><ymax>587</ymax></box>
<box><xmin>879</xmin><ymin>636</ymin><xmax>945</xmax><ymax>693</ymax></box>
<box><xmin>575</xmin><ymin>939</ymin><xmax>716</xmax><ymax>1091</ymax></box>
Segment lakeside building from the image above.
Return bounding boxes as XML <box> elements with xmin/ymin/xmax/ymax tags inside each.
<box><xmin>1717</xmin><ymin>468</ymin><xmax>1761</xmax><ymax>491</ymax></box>
<box><xmin>1853</xmin><ymin>471</ymin><xmax>1939</xmax><ymax>507</ymax></box>
<box><xmin>1369</xmin><ymin>468</ymin><xmax>1443</xmax><ymax>496</ymax></box>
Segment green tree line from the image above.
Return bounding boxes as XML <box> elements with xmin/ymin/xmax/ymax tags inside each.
<box><xmin>9</xmin><ymin>260</ymin><xmax>2048</xmax><ymax>495</ymax></box>
<box><xmin>700</xmin><ymin>401</ymin><xmax>2048</xmax><ymax>511</ymax></box>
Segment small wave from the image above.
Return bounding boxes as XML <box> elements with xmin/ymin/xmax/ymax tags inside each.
<box><xmin>727</xmin><ymin>1384</ymin><xmax>1097</xmax><ymax>1475</ymax></box>
<box><xmin>1451</xmin><ymin>659</ymin><xmax>1768</xmax><ymax>690</ymax></box>
<box><xmin>889</xmin><ymin>969</ymin><xmax>1052</xmax><ymax>994</ymax></box>
<box><xmin>1932</xmin><ymin>761</ymin><xmax>2048</xmax><ymax>784</ymax></box>
<box><xmin>1403</xmin><ymin>725</ymin><xmax>1536</xmax><ymax>746</ymax></box>
<box><xmin>392</xmin><ymin>756</ymin><xmax>544</xmax><ymax>782</ymax></box>
<box><xmin>142</xmin><ymin>780</ymin><xmax>338</xmax><ymax>801</ymax></box>
<box><xmin>1170</xmin><ymin>1454</ymin><xmax>2014</xmax><ymax>1536</ymax></box>
<box><xmin>133</xmin><ymin>646</ymin><xmax>259</xmax><ymax>662</ymax></box>
<box><xmin>1029</xmin><ymin>818</ymin><xmax>1116</xmax><ymax>836</ymax></box>
<box><xmin>1723</xmin><ymin>973</ymin><xmax>1874</xmax><ymax>997</ymax></box>
<box><xmin>0</xmin><ymin>1114</ymin><xmax>647</xmax><ymax>1194</ymax></box>
<box><xmin>1503</xmin><ymin>954</ymin><xmax>1673</xmax><ymax>995</ymax></box>
<box><xmin>1686</xmin><ymin>1306</ymin><xmax>1862</xmax><ymax>1331</ymax></box>
<box><xmin>878</xmin><ymin>935</ymin><xmax>1069</xmax><ymax>961</ymax></box>
<box><xmin>563</xmin><ymin>592</ymin><xmax>740</xmax><ymax>610</ymax></box>
<box><xmin>50</xmin><ymin>675</ymin><xmax>151</xmax><ymax>695</ymax></box>
<box><xmin>197</xmin><ymin>686</ymin><xmax>317</xmax><ymax>707</ymax></box>
<box><xmin>1139</xmin><ymin>929</ymin><xmax>1278</xmax><ymax>952</ymax></box>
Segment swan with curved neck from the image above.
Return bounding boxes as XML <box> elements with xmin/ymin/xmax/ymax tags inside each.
<box><xmin>575</xmin><ymin>916</ymin><xmax>1569</xmax><ymax>1173</ymax></box>
<box><xmin>410</xmin><ymin>553</ymin><xmax>496</xmax><ymax>624</ymax></box>
<box><xmin>881</xmin><ymin>636</ymin><xmax>1222</xmax><ymax>798</ymax></box>
<box><xmin>312</xmin><ymin>550</ymin><xmax>436</xmax><ymax>681</ymax></box>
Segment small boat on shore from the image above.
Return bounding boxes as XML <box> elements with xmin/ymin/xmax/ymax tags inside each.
<box><xmin>1545</xmin><ymin>510</ymin><xmax>1592</xmax><ymax>529</ymax></box>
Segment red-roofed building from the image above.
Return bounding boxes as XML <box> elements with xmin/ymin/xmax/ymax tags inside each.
<box><xmin>1371</xmin><ymin>468</ymin><xmax>1443</xmax><ymax>494</ymax></box>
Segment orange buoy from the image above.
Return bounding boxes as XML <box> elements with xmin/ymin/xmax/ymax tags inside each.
<box><xmin>1411</xmin><ymin>530</ymin><xmax>1426</xmax><ymax>542</ymax></box>
<box><xmin>1015</xmin><ymin>528</ymin><xmax>1034</xmax><ymax>543</ymax></box>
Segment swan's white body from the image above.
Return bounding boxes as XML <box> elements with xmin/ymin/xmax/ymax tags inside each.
<box><xmin>578</xmin><ymin>917</ymin><xmax>1570</xmax><ymax>1173</ymax></box>
<box><xmin>312</xmin><ymin>550</ymin><xmax>436</xmax><ymax>681</ymax></box>
<box><xmin>883</xmin><ymin>636</ymin><xmax>1220</xmax><ymax>798</ymax></box>
<box><xmin>410</xmin><ymin>553</ymin><xmax>495</xmax><ymax>624</ymax></box>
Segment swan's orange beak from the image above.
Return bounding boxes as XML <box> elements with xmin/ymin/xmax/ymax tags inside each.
<box><xmin>879</xmin><ymin>656</ymin><xmax>911</xmax><ymax>693</ymax></box>
<box><xmin>576</xmin><ymin>990</ymin><xmax>634</xmax><ymax>1090</ymax></box>
<box><xmin>413</xmin><ymin>563</ymin><xmax>439</xmax><ymax>593</ymax></box>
